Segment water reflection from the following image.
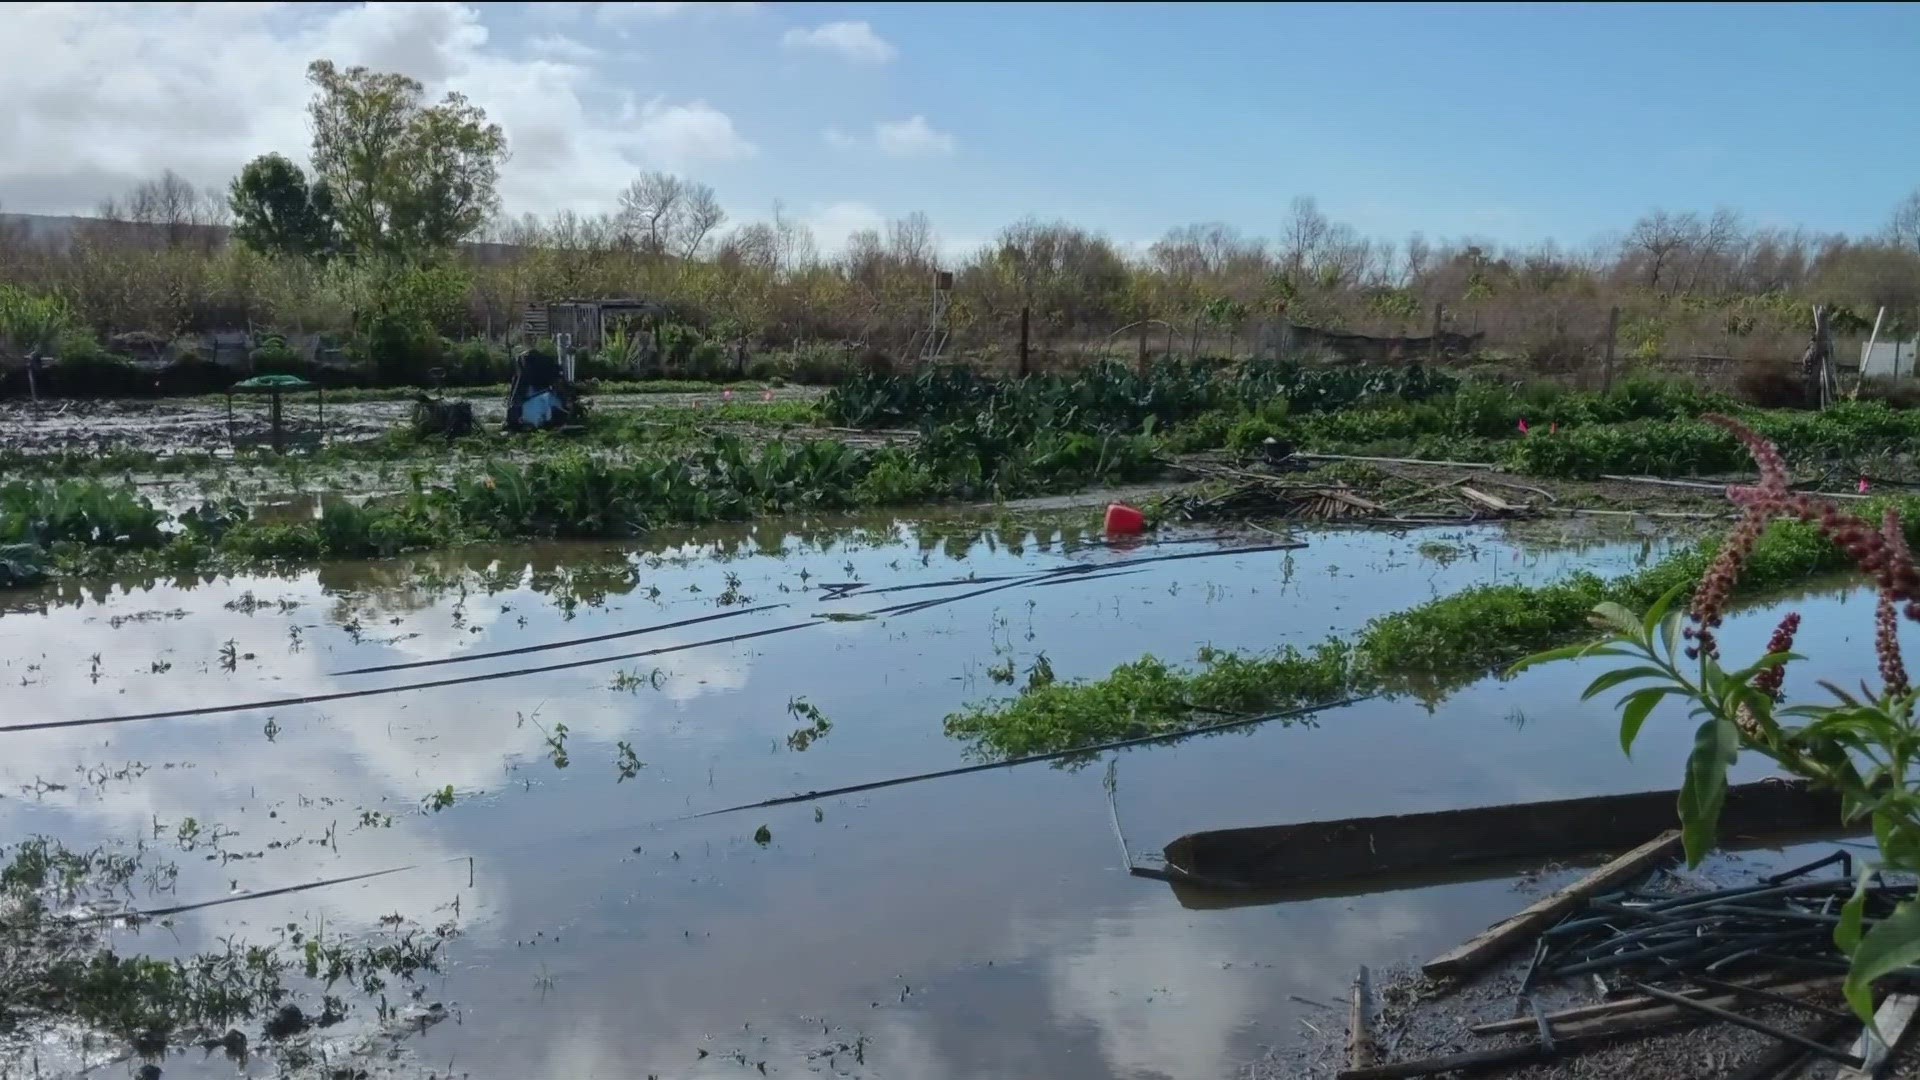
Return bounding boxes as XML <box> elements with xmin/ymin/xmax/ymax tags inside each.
<box><xmin>0</xmin><ymin>515</ymin><xmax>1835</xmax><ymax>1078</ymax></box>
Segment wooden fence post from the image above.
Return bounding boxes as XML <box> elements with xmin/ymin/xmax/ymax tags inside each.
<box><xmin>1137</xmin><ymin>322</ymin><xmax>1149</xmax><ymax>373</ymax></box>
<box><xmin>1428</xmin><ymin>302</ymin><xmax>1444</xmax><ymax>364</ymax></box>
<box><xmin>1018</xmin><ymin>306</ymin><xmax>1030</xmax><ymax>378</ymax></box>
<box><xmin>1603</xmin><ymin>305</ymin><xmax>1620</xmax><ymax>393</ymax></box>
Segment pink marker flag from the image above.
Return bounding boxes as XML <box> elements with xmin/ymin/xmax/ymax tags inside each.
<box><xmin>1517</xmin><ymin>418</ymin><xmax>1530</xmax><ymax>434</ymax></box>
<box><xmin>723</xmin><ymin>389</ymin><xmax>735</xmax><ymax>402</ymax></box>
<box><xmin>763</xmin><ymin>389</ymin><xmax>774</xmax><ymax>402</ymax></box>
<box><xmin>1860</xmin><ymin>477</ymin><xmax>1871</xmax><ymax>494</ymax></box>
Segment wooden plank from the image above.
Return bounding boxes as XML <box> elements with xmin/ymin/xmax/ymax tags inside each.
<box><xmin>1457</xmin><ymin>486</ymin><xmax>1518</xmax><ymax>512</ymax></box>
<box><xmin>1348</xmin><ymin>966</ymin><xmax>1373</xmax><ymax>1070</ymax></box>
<box><xmin>1422</xmin><ymin>831</ymin><xmax>1681</xmax><ymax>981</ymax></box>
<box><xmin>1836</xmin><ymin>993</ymin><xmax>1920</xmax><ymax>1079</ymax></box>
<box><xmin>1161</xmin><ymin>778</ymin><xmax>1847</xmax><ymax>893</ymax></box>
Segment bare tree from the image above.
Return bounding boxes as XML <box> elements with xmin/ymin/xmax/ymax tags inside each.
<box><xmin>1279</xmin><ymin>196</ymin><xmax>1331</xmax><ymax>276</ymax></box>
<box><xmin>1624</xmin><ymin>210</ymin><xmax>1702</xmax><ymax>293</ymax></box>
<box><xmin>675</xmin><ymin>181</ymin><xmax>726</xmax><ymax>259</ymax></box>
<box><xmin>1892</xmin><ymin>188</ymin><xmax>1920</xmax><ymax>256</ymax></box>
<box><xmin>1680</xmin><ymin>208</ymin><xmax>1744</xmax><ymax>294</ymax></box>
<box><xmin>885</xmin><ymin>212</ymin><xmax>937</xmax><ymax>269</ymax></box>
<box><xmin>1403</xmin><ymin>232</ymin><xmax>1431</xmax><ymax>286</ymax></box>
<box><xmin>770</xmin><ymin>200</ymin><xmax>817</xmax><ymax>275</ymax></box>
<box><xmin>618</xmin><ymin>171</ymin><xmax>685</xmax><ymax>255</ymax></box>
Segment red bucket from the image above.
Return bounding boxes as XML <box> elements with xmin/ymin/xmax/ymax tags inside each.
<box><xmin>1104</xmin><ymin>502</ymin><xmax>1147</xmax><ymax>536</ymax></box>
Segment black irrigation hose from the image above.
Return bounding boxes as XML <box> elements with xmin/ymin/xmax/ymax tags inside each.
<box><xmin>681</xmin><ymin>694</ymin><xmax>1375</xmax><ymax>820</ymax></box>
<box><xmin>69</xmin><ymin>695</ymin><xmax>1378</xmax><ymax>928</ymax></box>
<box><xmin>0</xmin><ymin>621</ymin><xmax>820</xmax><ymax>734</ymax></box>
<box><xmin>10</xmin><ymin>540</ymin><xmax>1307</xmax><ymax>735</ymax></box>
<box><xmin>329</xmin><ymin>603</ymin><xmax>791</xmax><ymax>676</ymax></box>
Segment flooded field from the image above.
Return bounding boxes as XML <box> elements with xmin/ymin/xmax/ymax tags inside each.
<box><xmin>0</xmin><ymin>515</ymin><xmax>1885</xmax><ymax>1078</ymax></box>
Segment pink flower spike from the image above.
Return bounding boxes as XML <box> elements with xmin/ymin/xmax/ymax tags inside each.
<box><xmin>1550</xmin><ymin>422</ymin><xmax>1558</xmax><ymax>434</ymax></box>
<box><xmin>763</xmin><ymin>389</ymin><xmax>774</xmax><ymax>402</ymax></box>
<box><xmin>1518</xmin><ymin>418</ymin><xmax>1530</xmax><ymax>434</ymax></box>
<box><xmin>723</xmin><ymin>389</ymin><xmax>735</xmax><ymax>402</ymax></box>
<box><xmin>1861</xmin><ymin>477</ymin><xmax>1871</xmax><ymax>494</ymax></box>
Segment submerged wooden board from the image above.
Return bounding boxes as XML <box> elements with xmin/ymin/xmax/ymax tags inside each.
<box><xmin>1160</xmin><ymin>778</ymin><xmax>1846</xmax><ymax>892</ymax></box>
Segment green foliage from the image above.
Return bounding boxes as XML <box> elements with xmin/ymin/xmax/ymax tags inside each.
<box><xmin>823</xmin><ymin>358</ymin><xmax>1457</xmax><ymax>432</ymax></box>
<box><xmin>0</xmin><ymin>284</ymin><xmax>72</xmax><ymax>364</ymax></box>
<box><xmin>946</xmin><ymin>496</ymin><xmax>1920</xmax><ymax>759</ymax></box>
<box><xmin>943</xmin><ymin>642</ymin><xmax>1352</xmax><ymax>758</ymax></box>
<box><xmin>228</xmin><ymin>153</ymin><xmax>337</xmax><ymax>260</ymax></box>
<box><xmin>305</xmin><ymin>59</ymin><xmax>506</xmax><ymax>260</ymax></box>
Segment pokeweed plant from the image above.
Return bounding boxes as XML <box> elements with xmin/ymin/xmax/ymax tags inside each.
<box><xmin>1512</xmin><ymin>413</ymin><xmax>1920</xmax><ymax>1022</ymax></box>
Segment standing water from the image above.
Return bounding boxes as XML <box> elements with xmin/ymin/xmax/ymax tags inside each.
<box><xmin>0</xmin><ymin>516</ymin><xmax>1872</xmax><ymax>1077</ymax></box>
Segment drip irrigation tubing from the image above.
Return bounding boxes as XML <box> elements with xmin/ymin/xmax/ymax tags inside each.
<box><xmin>0</xmin><ymin>622</ymin><xmax>818</xmax><ymax>734</ymax></box>
<box><xmin>66</xmin><ymin>694</ymin><xmax>1375</xmax><ymax>925</ymax></box>
<box><xmin>329</xmin><ymin>603</ymin><xmax>790</xmax><ymax>676</ymax></box>
<box><xmin>679</xmin><ymin>694</ymin><xmax>1374</xmax><ymax>820</ymax></box>
<box><xmin>327</xmin><ymin>536</ymin><xmax>1283</xmax><ymax>676</ymax></box>
<box><xmin>11</xmin><ymin>541</ymin><xmax>1306</xmax><ymax>735</ymax></box>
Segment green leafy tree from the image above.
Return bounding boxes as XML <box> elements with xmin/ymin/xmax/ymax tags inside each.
<box><xmin>228</xmin><ymin>153</ymin><xmax>337</xmax><ymax>260</ymax></box>
<box><xmin>0</xmin><ymin>286</ymin><xmax>71</xmax><ymax>362</ymax></box>
<box><xmin>305</xmin><ymin>59</ymin><xmax>508</xmax><ymax>261</ymax></box>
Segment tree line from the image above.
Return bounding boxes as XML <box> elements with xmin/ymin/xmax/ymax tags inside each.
<box><xmin>2</xmin><ymin>58</ymin><xmax>1918</xmax><ymax>374</ymax></box>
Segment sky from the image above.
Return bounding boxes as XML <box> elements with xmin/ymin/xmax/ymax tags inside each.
<box><xmin>2</xmin><ymin>1</ymin><xmax>1917</xmax><ymax>258</ymax></box>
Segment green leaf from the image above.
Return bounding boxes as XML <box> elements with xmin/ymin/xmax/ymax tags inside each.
<box><xmin>1836</xmin><ymin>875</ymin><xmax>1869</xmax><ymax>954</ymax></box>
<box><xmin>1582</xmin><ymin>666</ymin><xmax>1671</xmax><ymax>702</ymax></box>
<box><xmin>1507</xmin><ymin>643</ymin><xmax>1596</xmax><ymax>676</ymax></box>
<box><xmin>1727</xmin><ymin>651</ymin><xmax>1803</xmax><ymax>686</ymax></box>
<box><xmin>1659</xmin><ymin>612</ymin><xmax>1681</xmax><ymax>663</ymax></box>
<box><xmin>1641</xmin><ymin>582</ymin><xmax>1689</xmax><ymax>640</ymax></box>
<box><xmin>1676</xmin><ymin>718</ymin><xmax>1738</xmax><ymax>867</ymax></box>
<box><xmin>1618</xmin><ymin>686</ymin><xmax>1674</xmax><ymax>756</ymax></box>
<box><xmin>1590</xmin><ymin>602</ymin><xmax>1645</xmax><ymax>639</ymax></box>
<box><xmin>1845</xmin><ymin>899</ymin><xmax>1920</xmax><ymax>1023</ymax></box>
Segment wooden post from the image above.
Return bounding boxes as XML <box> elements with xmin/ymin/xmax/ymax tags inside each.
<box><xmin>1423</xmin><ymin>831</ymin><xmax>1681</xmax><ymax>980</ymax></box>
<box><xmin>1348</xmin><ymin>966</ymin><xmax>1373</xmax><ymax>1070</ymax></box>
<box><xmin>1428</xmin><ymin>302</ymin><xmax>1443</xmax><ymax>364</ymax></box>
<box><xmin>1018</xmin><ymin>306</ymin><xmax>1031</xmax><ymax>377</ymax></box>
<box><xmin>1189</xmin><ymin>321</ymin><xmax>1201</xmax><ymax>361</ymax></box>
<box><xmin>1803</xmin><ymin>304</ymin><xmax>1832</xmax><ymax>409</ymax></box>
<box><xmin>1164</xmin><ymin>324</ymin><xmax>1174</xmax><ymax>357</ymax></box>
<box><xmin>1603</xmin><ymin>305</ymin><xmax>1620</xmax><ymax>393</ymax></box>
<box><xmin>1137</xmin><ymin>322</ymin><xmax>1149</xmax><ymax>373</ymax></box>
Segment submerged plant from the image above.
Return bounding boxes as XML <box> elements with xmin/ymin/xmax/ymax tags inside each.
<box><xmin>1514</xmin><ymin>414</ymin><xmax>1920</xmax><ymax>1021</ymax></box>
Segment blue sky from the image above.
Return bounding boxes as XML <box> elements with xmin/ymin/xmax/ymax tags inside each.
<box><xmin>6</xmin><ymin>2</ymin><xmax>1917</xmax><ymax>254</ymax></box>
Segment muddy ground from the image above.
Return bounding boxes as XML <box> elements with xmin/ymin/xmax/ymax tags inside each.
<box><xmin>0</xmin><ymin>385</ymin><xmax>824</xmax><ymax>456</ymax></box>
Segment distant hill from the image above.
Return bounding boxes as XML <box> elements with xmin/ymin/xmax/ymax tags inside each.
<box><xmin>0</xmin><ymin>211</ymin><xmax>523</xmax><ymax>262</ymax></box>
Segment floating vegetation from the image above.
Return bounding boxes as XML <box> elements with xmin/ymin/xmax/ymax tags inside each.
<box><xmin>0</xmin><ymin>838</ymin><xmax>455</xmax><ymax>1064</ymax></box>
<box><xmin>946</xmin><ymin>498</ymin><xmax>1920</xmax><ymax>758</ymax></box>
<box><xmin>784</xmin><ymin>697</ymin><xmax>833</xmax><ymax>751</ymax></box>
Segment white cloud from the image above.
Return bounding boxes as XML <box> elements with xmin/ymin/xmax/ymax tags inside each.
<box><xmin>875</xmin><ymin>115</ymin><xmax>955</xmax><ymax>158</ymax></box>
<box><xmin>527</xmin><ymin>32</ymin><xmax>598</xmax><ymax>62</ymax></box>
<box><xmin>780</xmin><ymin>20</ymin><xmax>895</xmax><ymax>64</ymax></box>
<box><xmin>804</xmin><ymin>200</ymin><xmax>886</xmax><ymax>251</ymax></box>
<box><xmin>0</xmin><ymin>3</ymin><xmax>753</xmax><ymax>218</ymax></box>
<box><xmin>821</xmin><ymin>117</ymin><xmax>957</xmax><ymax>159</ymax></box>
<box><xmin>624</xmin><ymin>96</ymin><xmax>758</xmax><ymax>166</ymax></box>
<box><xmin>596</xmin><ymin>2</ymin><xmax>760</xmax><ymax>23</ymax></box>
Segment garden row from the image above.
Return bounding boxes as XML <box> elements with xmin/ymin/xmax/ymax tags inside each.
<box><xmin>0</xmin><ymin>420</ymin><xmax>1162</xmax><ymax>586</ymax></box>
<box><xmin>827</xmin><ymin>360</ymin><xmax>1920</xmax><ymax>480</ymax></box>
